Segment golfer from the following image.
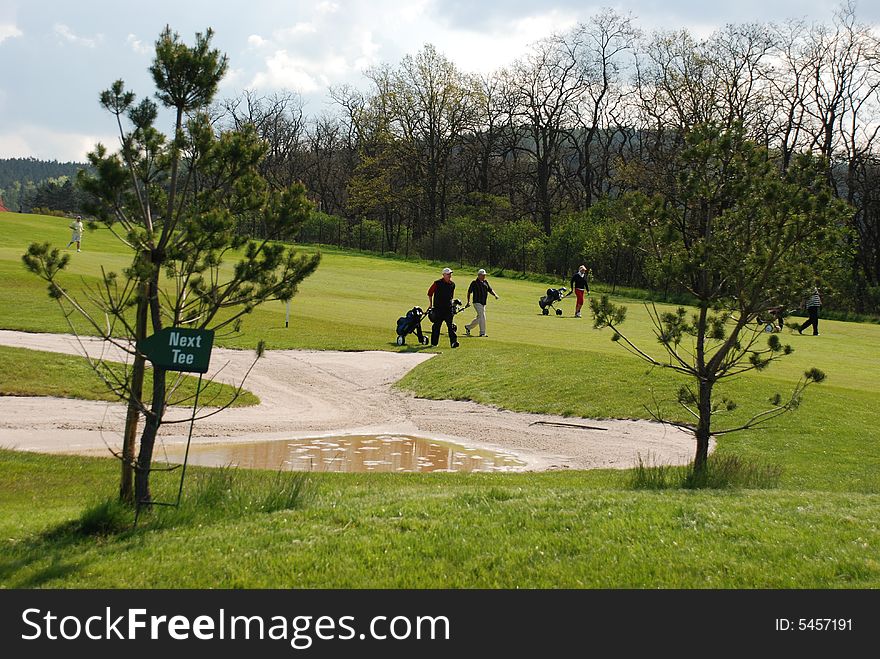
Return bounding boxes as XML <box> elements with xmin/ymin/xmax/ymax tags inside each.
<box><xmin>570</xmin><ymin>265</ymin><xmax>590</xmax><ymax>317</ymax></box>
<box><xmin>464</xmin><ymin>268</ymin><xmax>499</xmax><ymax>337</ymax></box>
<box><xmin>67</xmin><ymin>216</ymin><xmax>84</xmax><ymax>252</ymax></box>
<box><xmin>427</xmin><ymin>267</ymin><xmax>459</xmax><ymax>348</ymax></box>
<box><xmin>798</xmin><ymin>284</ymin><xmax>822</xmax><ymax>336</ymax></box>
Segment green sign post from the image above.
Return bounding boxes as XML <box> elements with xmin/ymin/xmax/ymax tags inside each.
<box><xmin>137</xmin><ymin>327</ymin><xmax>214</xmax><ymax>373</ymax></box>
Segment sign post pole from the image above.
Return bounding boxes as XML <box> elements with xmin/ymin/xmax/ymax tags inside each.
<box><xmin>136</xmin><ymin>327</ymin><xmax>215</xmax><ymax>511</ymax></box>
<box><xmin>175</xmin><ymin>373</ymin><xmax>203</xmax><ymax>507</ymax></box>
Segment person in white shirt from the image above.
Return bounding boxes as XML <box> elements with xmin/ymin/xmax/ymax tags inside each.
<box><xmin>67</xmin><ymin>216</ymin><xmax>84</xmax><ymax>252</ymax></box>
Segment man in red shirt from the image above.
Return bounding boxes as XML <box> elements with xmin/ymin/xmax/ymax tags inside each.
<box><xmin>427</xmin><ymin>267</ymin><xmax>460</xmax><ymax>348</ymax></box>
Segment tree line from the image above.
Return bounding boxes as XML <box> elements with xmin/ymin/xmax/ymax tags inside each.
<box><xmin>209</xmin><ymin>3</ymin><xmax>878</xmax><ymax>313</ymax></box>
<box><xmin>7</xmin><ymin>3</ymin><xmax>879</xmax><ymax>314</ymax></box>
<box><xmin>0</xmin><ymin>158</ymin><xmax>90</xmax><ymax>213</ymax></box>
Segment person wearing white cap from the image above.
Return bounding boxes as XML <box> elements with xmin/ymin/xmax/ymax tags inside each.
<box><xmin>427</xmin><ymin>267</ymin><xmax>459</xmax><ymax>347</ymax></box>
<box><xmin>569</xmin><ymin>265</ymin><xmax>591</xmax><ymax>317</ymax></box>
<box><xmin>464</xmin><ymin>268</ymin><xmax>499</xmax><ymax>337</ymax></box>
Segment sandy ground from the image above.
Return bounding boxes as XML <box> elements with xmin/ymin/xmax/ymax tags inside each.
<box><xmin>0</xmin><ymin>330</ymin><xmax>704</xmax><ymax>470</ymax></box>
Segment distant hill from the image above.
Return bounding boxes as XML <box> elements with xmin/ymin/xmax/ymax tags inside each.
<box><xmin>0</xmin><ymin>157</ymin><xmax>88</xmax><ymax>190</ymax></box>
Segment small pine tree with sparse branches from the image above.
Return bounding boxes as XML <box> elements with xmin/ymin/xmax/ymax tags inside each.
<box><xmin>23</xmin><ymin>26</ymin><xmax>320</xmax><ymax>505</ymax></box>
<box><xmin>591</xmin><ymin>123</ymin><xmax>849</xmax><ymax>473</ymax></box>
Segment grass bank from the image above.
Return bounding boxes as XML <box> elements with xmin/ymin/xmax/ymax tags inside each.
<box><xmin>0</xmin><ymin>345</ymin><xmax>259</xmax><ymax>407</ymax></box>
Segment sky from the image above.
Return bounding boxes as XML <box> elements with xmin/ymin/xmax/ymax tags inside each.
<box><xmin>0</xmin><ymin>0</ymin><xmax>876</xmax><ymax>162</ymax></box>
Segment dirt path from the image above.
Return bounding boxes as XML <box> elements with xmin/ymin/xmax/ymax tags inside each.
<box><xmin>0</xmin><ymin>330</ymin><xmax>701</xmax><ymax>470</ymax></box>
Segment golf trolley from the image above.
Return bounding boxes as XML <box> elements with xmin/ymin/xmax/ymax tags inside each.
<box><xmin>756</xmin><ymin>306</ymin><xmax>795</xmax><ymax>333</ymax></box>
<box><xmin>395</xmin><ymin>306</ymin><xmax>430</xmax><ymax>346</ymax></box>
<box><xmin>539</xmin><ymin>287</ymin><xmax>569</xmax><ymax>315</ymax></box>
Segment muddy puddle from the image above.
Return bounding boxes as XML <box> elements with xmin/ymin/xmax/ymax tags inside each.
<box><xmin>155</xmin><ymin>434</ymin><xmax>526</xmax><ymax>473</ymax></box>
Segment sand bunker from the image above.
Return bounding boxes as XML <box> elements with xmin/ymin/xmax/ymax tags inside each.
<box><xmin>0</xmin><ymin>330</ymin><xmax>702</xmax><ymax>470</ymax></box>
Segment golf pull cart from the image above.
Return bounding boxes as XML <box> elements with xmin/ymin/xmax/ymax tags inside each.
<box><xmin>539</xmin><ymin>287</ymin><xmax>569</xmax><ymax>316</ymax></box>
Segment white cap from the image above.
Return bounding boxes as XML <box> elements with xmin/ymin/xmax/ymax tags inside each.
<box><xmin>442</xmin><ymin>267</ymin><xmax>453</xmax><ymax>275</ymax></box>
<box><xmin>477</xmin><ymin>268</ymin><xmax>486</xmax><ymax>275</ymax></box>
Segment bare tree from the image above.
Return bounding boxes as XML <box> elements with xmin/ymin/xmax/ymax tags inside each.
<box><xmin>562</xmin><ymin>9</ymin><xmax>639</xmax><ymax>209</ymax></box>
<box><xmin>510</xmin><ymin>34</ymin><xmax>587</xmax><ymax>234</ymax></box>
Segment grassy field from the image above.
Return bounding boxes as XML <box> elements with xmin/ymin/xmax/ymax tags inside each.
<box><xmin>1</xmin><ymin>211</ymin><xmax>879</xmax><ymax>587</ymax></box>
<box><xmin>0</xmin><ymin>345</ymin><xmax>259</xmax><ymax>407</ymax></box>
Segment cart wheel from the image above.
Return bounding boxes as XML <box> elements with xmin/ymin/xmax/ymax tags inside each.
<box><xmin>556</xmin><ymin>309</ymin><xmax>563</xmax><ymax>316</ymax></box>
<box><xmin>420</xmin><ymin>335</ymin><xmax>429</xmax><ymax>345</ymax></box>
<box><xmin>396</xmin><ymin>335</ymin><xmax>405</xmax><ymax>346</ymax></box>
<box><xmin>542</xmin><ymin>308</ymin><xmax>549</xmax><ymax>316</ymax></box>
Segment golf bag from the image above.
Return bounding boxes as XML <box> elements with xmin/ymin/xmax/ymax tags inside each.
<box><xmin>539</xmin><ymin>287</ymin><xmax>567</xmax><ymax>316</ymax></box>
<box><xmin>427</xmin><ymin>298</ymin><xmax>466</xmax><ymax>332</ymax></box>
<box><xmin>396</xmin><ymin>306</ymin><xmax>429</xmax><ymax>345</ymax></box>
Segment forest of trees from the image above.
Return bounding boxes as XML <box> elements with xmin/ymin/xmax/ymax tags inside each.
<box><xmin>210</xmin><ymin>3</ymin><xmax>880</xmax><ymax>313</ymax></box>
<box><xmin>0</xmin><ymin>158</ymin><xmax>90</xmax><ymax>213</ymax></box>
<box><xmin>5</xmin><ymin>3</ymin><xmax>879</xmax><ymax>313</ymax></box>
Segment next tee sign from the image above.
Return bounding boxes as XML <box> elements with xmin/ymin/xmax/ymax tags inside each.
<box><xmin>137</xmin><ymin>327</ymin><xmax>214</xmax><ymax>373</ymax></box>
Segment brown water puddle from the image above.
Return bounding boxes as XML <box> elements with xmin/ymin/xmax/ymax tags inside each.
<box><xmin>155</xmin><ymin>434</ymin><xmax>526</xmax><ymax>473</ymax></box>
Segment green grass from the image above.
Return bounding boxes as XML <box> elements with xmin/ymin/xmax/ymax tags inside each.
<box><xmin>1</xmin><ymin>450</ymin><xmax>878</xmax><ymax>588</ymax></box>
<box><xmin>1</xmin><ymin>211</ymin><xmax>880</xmax><ymax>587</ymax></box>
<box><xmin>0</xmin><ymin>345</ymin><xmax>259</xmax><ymax>407</ymax></box>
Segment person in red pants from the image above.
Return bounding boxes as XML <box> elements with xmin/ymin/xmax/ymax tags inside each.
<box><xmin>569</xmin><ymin>265</ymin><xmax>590</xmax><ymax>318</ymax></box>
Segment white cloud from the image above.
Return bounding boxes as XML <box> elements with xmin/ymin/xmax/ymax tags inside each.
<box><xmin>0</xmin><ymin>124</ymin><xmax>116</xmax><ymax>161</ymax></box>
<box><xmin>353</xmin><ymin>30</ymin><xmax>382</xmax><ymax>72</ymax></box>
<box><xmin>0</xmin><ymin>23</ymin><xmax>23</xmax><ymax>43</ymax></box>
<box><xmin>277</xmin><ymin>22</ymin><xmax>318</xmax><ymax>38</ymax></box>
<box><xmin>251</xmin><ymin>50</ymin><xmax>321</xmax><ymax>93</ymax></box>
<box><xmin>220</xmin><ymin>67</ymin><xmax>247</xmax><ymax>91</ymax></box>
<box><xmin>397</xmin><ymin>0</ymin><xmax>431</xmax><ymax>23</ymax></box>
<box><xmin>315</xmin><ymin>2</ymin><xmax>339</xmax><ymax>14</ymax></box>
<box><xmin>126</xmin><ymin>33</ymin><xmax>151</xmax><ymax>55</ymax></box>
<box><xmin>54</xmin><ymin>23</ymin><xmax>100</xmax><ymax>49</ymax></box>
<box><xmin>247</xmin><ymin>34</ymin><xmax>268</xmax><ymax>48</ymax></box>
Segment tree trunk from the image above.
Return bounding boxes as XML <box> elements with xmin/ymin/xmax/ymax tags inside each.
<box><xmin>694</xmin><ymin>378</ymin><xmax>713</xmax><ymax>472</ymax></box>
<box><xmin>537</xmin><ymin>160</ymin><xmax>552</xmax><ymax>236</ymax></box>
<box><xmin>119</xmin><ymin>290</ymin><xmax>149</xmax><ymax>503</ymax></box>
<box><xmin>134</xmin><ymin>365</ymin><xmax>167</xmax><ymax>506</ymax></box>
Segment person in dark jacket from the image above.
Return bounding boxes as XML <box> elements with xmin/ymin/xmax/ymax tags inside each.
<box><xmin>570</xmin><ymin>265</ymin><xmax>590</xmax><ymax>318</ymax></box>
<box><xmin>464</xmin><ymin>268</ymin><xmax>500</xmax><ymax>337</ymax></box>
<box><xmin>798</xmin><ymin>284</ymin><xmax>822</xmax><ymax>336</ymax></box>
<box><xmin>427</xmin><ymin>267</ymin><xmax>459</xmax><ymax>348</ymax></box>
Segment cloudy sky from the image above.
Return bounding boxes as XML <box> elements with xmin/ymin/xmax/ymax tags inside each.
<box><xmin>0</xmin><ymin>0</ymin><xmax>875</xmax><ymax>161</ymax></box>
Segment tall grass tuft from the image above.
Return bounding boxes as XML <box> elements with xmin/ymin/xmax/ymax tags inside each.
<box><xmin>628</xmin><ymin>453</ymin><xmax>782</xmax><ymax>490</ymax></box>
<box><xmin>628</xmin><ymin>454</ymin><xmax>679</xmax><ymax>490</ymax></box>
<box><xmin>52</xmin><ymin>466</ymin><xmax>313</xmax><ymax>537</ymax></box>
<box><xmin>682</xmin><ymin>455</ymin><xmax>783</xmax><ymax>490</ymax></box>
<box><xmin>160</xmin><ymin>467</ymin><xmax>313</xmax><ymax>526</ymax></box>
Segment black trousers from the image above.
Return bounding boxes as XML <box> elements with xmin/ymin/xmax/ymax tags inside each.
<box><xmin>799</xmin><ymin>306</ymin><xmax>820</xmax><ymax>335</ymax></box>
<box><xmin>431</xmin><ymin>314</ymin><xmax>457</xmax><ymax>346</ymax></box>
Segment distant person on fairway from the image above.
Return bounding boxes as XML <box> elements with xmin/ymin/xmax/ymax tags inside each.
<box><xmin>427</xmin><ymin>267</ymin><xmax>459</xmax><ymax>348</ymax></box>
<box><xmin>464</xmin><ymin>268</ymin><xmax>499</xmax><ymax>337</ymax></box>
<box><xmin>67</xmin><ymin>216</ymin><xmax>84</xmax><ymax>252</ymax></box>
<box><xmin>570</xmin><ymin>265</ymin><xmax>590</xmax><ymax>318</ymax></box>
<box><xmin>798</xmin><ymin>283</ymin><xmax>822</xmax><ymax>336</ymax></box>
